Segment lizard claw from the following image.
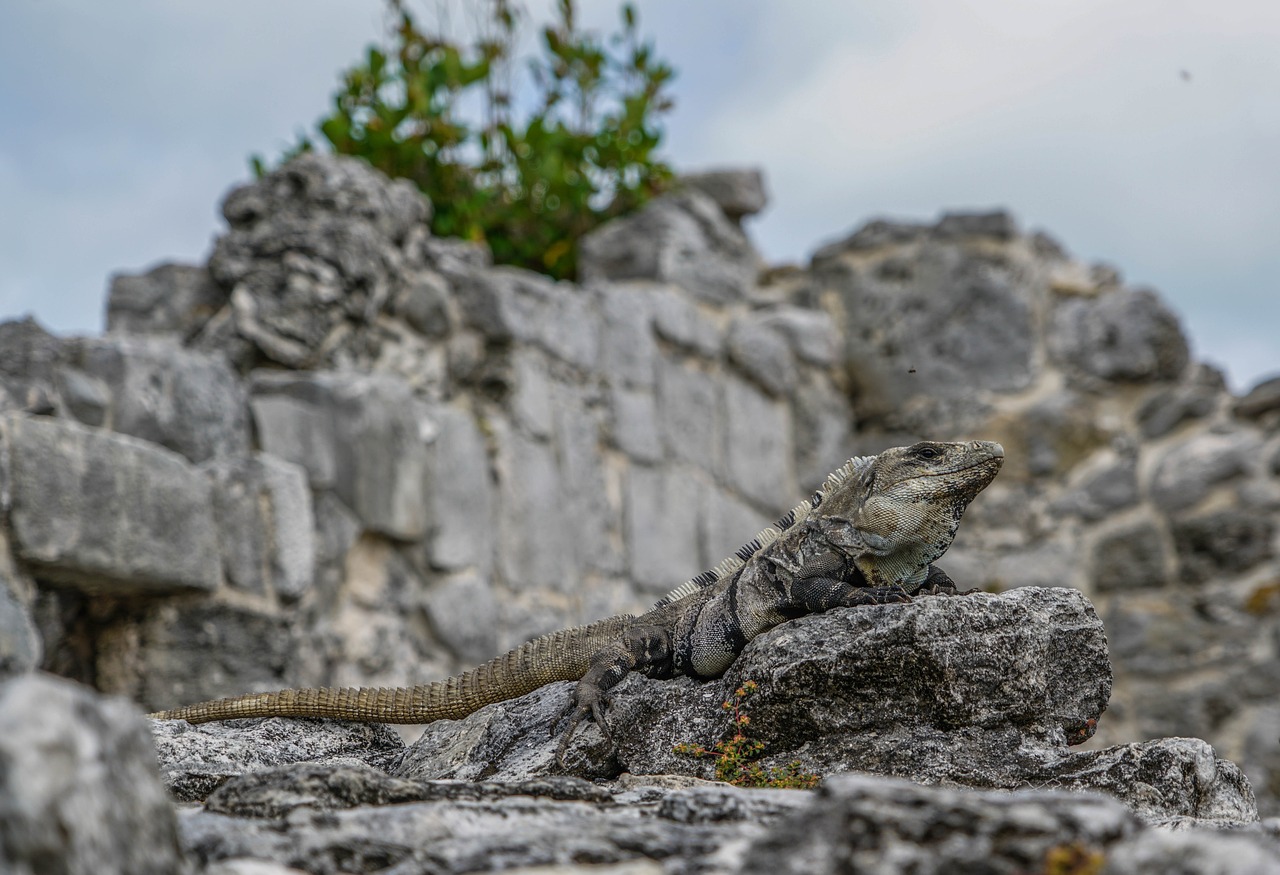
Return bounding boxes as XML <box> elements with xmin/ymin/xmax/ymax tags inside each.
<box><xmin>555</xmin><ymin>689</ymin><xmax>613</xmax><ymax>770</ymax></box>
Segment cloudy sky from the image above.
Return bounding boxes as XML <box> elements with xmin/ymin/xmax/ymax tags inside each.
<box><xmin>2</xmin><ymin>0</ymin><xmax>1277</xmax><ymax>390</ymax></box>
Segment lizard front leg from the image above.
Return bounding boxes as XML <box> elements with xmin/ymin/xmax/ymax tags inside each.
<box><xmin>914</xmin><ymin>563</ymin><xmax>980</xmax><ymax>596</ymax></box>
<box><xmin>785</xmin><ymin>551</ymin><xmax>912</xmax><ymax>612</ymax></box>
<box><xmin>556</xmin><ymin>623</ymin><xmax>673</xmax><ymax>768</ymax></box>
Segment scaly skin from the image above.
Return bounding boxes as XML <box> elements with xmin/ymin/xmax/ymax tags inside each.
<box><xmin>150</xmin><ymin>440</ymin><xmax>1004</xmax><ymax>759</ymax></box>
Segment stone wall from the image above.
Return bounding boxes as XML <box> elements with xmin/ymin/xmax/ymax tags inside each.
<box><xmin>1</xmin><ymin>153</ymin><xmax>1278</xmax><ymax>812</ymax></box>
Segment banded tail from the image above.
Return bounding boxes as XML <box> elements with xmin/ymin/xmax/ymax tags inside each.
<box><xmin>149</xmin><ymin>614</ymin><xmax>634</xmax><ymax>724</ymax></box>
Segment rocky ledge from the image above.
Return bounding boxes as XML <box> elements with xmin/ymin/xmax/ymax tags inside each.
<box><xmin>5</xmin><ymin>586</ymin><xmax>1278</xmax><ymax>874</ymax></box>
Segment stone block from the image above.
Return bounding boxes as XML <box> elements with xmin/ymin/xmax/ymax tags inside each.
<box><xmin>509</xmin><ymin>348</ymin><xmax>554</xmax><ymax>438</ymax></box>
<box><xmin>552</xmin><ymin>383</ymin><xmax>622</xmax><ymax>575</ymax></box>
<box><xmin>1</xmin><ymin>413</ymin><xmax>221</xmax><ymax>594</ymax></box>
<box><xmin>458</xmin><ymin>267</ymin><xmax>598</xmax><ymax>368</ymax></box>
<box><xmin>657</xmin><ymin>357</ymin><xmax>721</xmax><ymax>473</ymax></box>
<box><xmin>106</xmin><ymin>262</ymin><xmax>228</xmax><ymax>338</ymax></box>
<box><xmin>1091</xmin><ymin>521</ymin><xmax>1170</xmax><ymax>592</ymax></box>
<box><xmin>760</xmin><ymin>307</ymin><xmax>840</xmax><ymax>367</ymax></box>
<box><xmin>726</xmin><ymin>312</ymin><xmax>798</xmax><ymax>397</ymax></box>
<box><xmin>495</xmin><ymin>424</ymin><xmax>572</xmax><ymax>591</ymax></box>
<box><xmin>73</xmin><ymin>335</ymin><xmax>250</xmax><ymax>464</ymax></box>
<box><xmin>250</xmin><ymin>372</ymin><xmax>431</xmax><ymax>541</ymax></box>
<box><xmin>0</xmin><ymin>568</ymin><xmax>40</xmax><ymax>679</ymax></box>
<box><xmin>648</xmin><ymin>283</ymin><xmax>722</xmax><ymax>356</ymax></box>
<box><xmin>723</xmin><ymin>376</ymin><xmax>793</xmax><ymax>509</ymax></box>
<box><xmin>204</xmin><ymin>453</ymin><xmax>315</xmax><ymax>601</ymax></box>
<box><xmin>1052</xmin><ymin>449</ymin><xmax>1139</xmax><ymax>521</ymax></box>
<box><xmin>421</xmin><ymin>404</ymin><xmax>493</xmax><ymax>573</ymax></box>
<box><xmin>0</xmin><ymin>674</ymin><xmax>184</xmax><ymax>874</ymax></box>
<box><xmin>1149</xmin><ymin>430</ymin><xmax>1261</xmax><ymax>513</ymax></box>
<box><xmin>599</xmin><ymin>284</ymin><xmax>658</xmax><ymax>388</ymax></box>
<box><xmin>1235</xmin><ymin>374</ymin><xmax>1280</xmax><ymax>420</ymax></box>
<box><xmin>611</xmin><ymin>387</ymin><xmax>664</xmax><ymax>463</ymax></box>
<box><xmin>1173</xmin><ymin>509</ymin><xmax>1274</xmax><ymax>584</ymax></box>
<box><xmin>391</xmin><ymin>268</ymin><xmax>451</xmax><ymax>337</ymax></box>
<box><xmin>1048</xmin><ymin>287</ymin><xmax>1190</xmax><ymax>383</ymax></box>
<box><xmin>423</xmin><ymin>570</ymin><xmax>500</xmax><ymax>665</ymax></box>
<box><xmin>579</xmin><ymin>189</ymin><xmax>760</xmax><ymax>305</ymax></box>
<box><xmin>1137</xmin><ymin>363</ymin><xmax>1225</xmax><ymax>438</ymax></box>
<box><xmin>791</xmin><ymin>376</ymin><xmax>855</xmax><ymax>490</ymax></box>
<box><xmin>700</xmin><ymin>485</ymin><xmax>769</xmax><ymax>571</ymax></box>
<box><xmin>679</xmin><ymin>167</ymin><xmax>768</xmax><ymax>221</ymax></box>
<box><xmin>625</xmin><ymin>464</ymin><xmax>702</xmax><ymax>594</ymax></box>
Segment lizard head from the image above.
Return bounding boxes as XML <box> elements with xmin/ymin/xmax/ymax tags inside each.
<box><xmin>818</xmin><ymin>440</ymin><xmax>1004</xmax><ymax>585</ymax></box>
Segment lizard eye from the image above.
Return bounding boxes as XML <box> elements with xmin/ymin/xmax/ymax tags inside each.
<box><xmin>917</xmin><ymin>446</ymin><xmax>940</xmax><ymax>459</ymax></box>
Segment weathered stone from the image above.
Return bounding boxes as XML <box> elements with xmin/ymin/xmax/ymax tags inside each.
<box><xmin>791</xmin><ymin>376</ymin><xmax>855</xmax><ymax>490</ymax></box>
<box><xmin>598</xmin><ymin>284</ymin><xmax>657</xmax><ymax>388</ymax></box>
<box><xmin>934</xmin><ymin>209</ymin><xmax>1019</xmax><ymax>240</ymax></box>
<box><xmin>149</xmin><ymin>715</ymin><xmax>405</xmax><ymax>803</ymax></box>
<box><xmin>579</xmin><ymin>189</ymin><xmax>760</xmax><ymax>305</ymax></box>
<box><xmin>679</xmin><ymin>167</ymin><xmax>768</xmax><ymax>221</ymax></box>
<box><xmin>391</xmin><ymin>268</ymin><xmax>451</xmax><ymax>337</ymax></box>
<box><xmin>625</xmin><ymin>464</ymin><xmax>702</xmax><ymax>595</ymax></box>
<box><xmin>1</xmin><ymin>413</ymin><xmax>221</xmax><ymax>593</ymax></box>
<box><xmin>648</xmin><ymin>283</ymin><xmax>722</xmax><ymax>356</ymax></box>
<box><xmin>1237</xmin><ymin>375</ymin><xmax>1280</xmax><ymax>420</ymax></box>
<box><xmin>1149</xmin><ymin>430</ymin><xmax>1261</xmax><ymax>513</ymax></box>
<box><xmin>0</xmin><ymin>569</ymin><xmax>40</xmax><ymax>679</ymax></box>
<box><xmin>205</xmin><ymin>453</ymin><xmax>315</xmax><ymax>600</ymax></box>
<box><xmin>1138</xmin><ymin>363</ymin><xmax>1226</xmax><ymax>438</ymax></box>
<box><xmin>722</xmin><ymin>375</ymin><xmax>793</xmax><ymax>509</ymax></box>
<box><xmin>1049</xmin><ymin>287</ymin><xmax>1190</xmax><ymax>383</ymax></box>
<box><xmin>1091</xmin><ymin>521</ymin><xmax>1170</xmax><ymax>591</ymax></box>
<box><xmin>552</xmin><ymin>382</ymin><xmax>622</xmax><ymax>575</ymax></box>
<box><xmin>420</xmin><ymin>404</ymin><xmax>494</xmax><ymax>573</ymax></box>
<box><xmin>610</xmin><ymin>387</ymin><xmax>664</xmax><ymax>463</ymax></box>
<box><xmin>0</xmin><ymin>317</ymin><xmax>67</xmax><ymax>417</ymax></box>
<box><xmin>495</xmin><ymin>424</ymin><xmax>572</xmax><ymax>591</ymax></box>
<box><xmin>760</xmin><ymin>307</ymin><xmax>840</xmax><ymax>367</ymax></box>
<box><xmin>700</xmin><ymin>485</ymin><xmax>769</xmax><ymax>573</ymax></box>
<box><xmin>133</xmin><ymin>602</ymin><xmax>295</xmax><ymax>713</ymax></box>
<box><xmin>821</xmin><ymin>231</ymin><xmax>1038</xmax><ymax>422</ymax></box>
<box><xmin>106</xmin><ymin>262</ymin><xmax>228</xmax><ymax>338</ymax></box>
<box><xmin>74</xmin><ymin>335</ymin><xmax>251</xmax><ymax>464</ymax></box>
<box><xmin>1053</xmin><ymin>448</ymin><xmax>1139</xmax><ymax>521</ymax></box>
<box><xmin>1173</xmin><ymin>509</ymin><xmax>1274</xmax><ymax>584</ymax></box>
<box><xmin>510</xmin><ymin>348</ymin><xmax>555</xmax><ymax>438</ymax></box>
<box><xmin>726</xmin><ymin>312</ymin><xmax>798</xmax><ymax>397</ymax></box>
<box><xmin>657</xmin><ymin>356</ymin><xmax>720</xmax><ymax>473</ymax></box>
<box><xmin>810</xmin><ymin>219</ymin><xmax>931</xmax><ymax>260</ymax></box>
<box><xmin>1105</xmin><ymin>592</ymin><xmax>1251</xmax><ymax>677</ymax></box>
<box><xmin>423</xmin><ymin>570</ymin><xmax>499</xmax><ymax>666</ymax></box>
<box><xmin>54</xmin><ymin>365</ymin><xmax>110</xmax><ymax>427</ymax></box>
<box><xmin>0</xmin><ymin>674</ymin><xmax>184</xmax><ymax>874</ymax></box>
<box><xmin>250</xmin><ymin>372</ymin><xmax>431</xmax><ymax>540</ymax></box>
<box><xmin>458</xmin><ymin>267</ymin><xmax>599</xmax><ymax>369</ymax></box>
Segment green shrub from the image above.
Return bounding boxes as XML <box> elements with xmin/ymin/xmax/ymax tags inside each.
<box><xmin>260</xmin><ymin>0</ymin><xmax>675</xmax><ymax>281</ymax></box>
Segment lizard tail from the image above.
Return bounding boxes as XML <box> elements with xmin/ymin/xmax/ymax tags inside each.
<box><xmin>148</xmin><ymin>614</ymin><xmax>635</xmax><ymax>725</ymax></box>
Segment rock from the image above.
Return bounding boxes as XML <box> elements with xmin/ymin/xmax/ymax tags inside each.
<box><xmin>1053</xmin><ymin>448</ymin><xmax>1139</xmax><ymax>521</ymax></box>
<box><xmin>726</xmin><ymin>311</ymin><xmax>799</xmax><ymax>397</ymax></box>
<box><xmin>70</xmin><ymin>335</ymin><xmax>251</xmax><ymax>464</ymax></box>
<box><xmin>0</xmin><ymin>316</ymin><xmax>66</xmax><ymax>416</ymax></box>
<box><xmin>598</xmin><ymin>284</ymin><xmax>658</xmax><ymax>389</ymax></box>
<box><xmin>1173</xmin><ymin>509</ymin><xmax>1274</xmax><ymax>584</ymax></box>
<box><xmin>722</xmin><ymin>375</ymin><xmax>793</xmax><ymax>509</ymax></box>
<box><xmin>743</xmin><ymin>773</ymin><xmax>1278</xmax><ymax>875</ymax></box>
<box><xmin>1237</xmin><ymin>375</ymin><xmax>1280</xmax><ymax>420</ymax></box>
<box><xmin>149</xmin><ymin>716</ymin><xmax>406</xmax><ymax>803</ymax></box>
<box><xmin>1138</xmin><ymin>363</ymin><xmax>1226</xmax><ymax>438</ymax></box>
<box><xmin>1149</xmin><ymin>430</ymin><xmax>1261</xmax><ymax>513</ymax></box>
<box><xmin>648</xmin><ymin>283</ymin><xmax>721</xmax><ymax>356</ymax></box>
<box><xmin>579</xmin><ymin>189</ymin><xmax>760</xmax><ymax>305</ymax></box>
<box><xmin>458</xmin><ymin>267</ymin><xmax>600</xmax><ymax>369</ymax></box>
<box><xmin>610</xmin><ymin>387</ymin><xmax>664</xmax><ymax>463</ymax></box>
<box><xmin>679</xmin><ymin>168</ymin><xmax>768</xmax><ymax>222</ymax></box>
<box><xmin>1091</xmin><ymin>521</ymin><xmax>1171</xmax><ymax>591</ymax></box>
<box><xmin>1048</xmin><ymin>287</ymin><xmax>1190</xmax><ymax>384</ymax></box>
<box><xmin>419</xmin><ymin>404</ymin><xmax>494</xmax><ymax>573</ymax></box>
<box><xmin>249</xmin><ymin>372</ymin><xmax>432</xmax><ymax>540</ymax></box>
<box><xmin>624</xmin><ymin>464</ymin><xmax>702</xmax><ymax>595</ymax></box>
<box><xmin>934</xmin><ymin>209</ymin><xmax>1019</xmax><ymax>240</ymax></box>
<box><xmin>656</xmin><ymin>355</ymin><xmax>721</xmax><ymax>473</ymax></box>
<box><xmin>106</xmin><ymin>262</ymin><xmax>228</xmax><ymax>338</ymax></box>
<box><xmin>0</xmin><ymin>413</ymin><xmax>221</xmax><ymax>594</ymax></box>
<box><xmin>205</xmin><ymin>453</ymin><xmax>315</xmax><ymax>600</ymax></box>
<box><xmin>0</xmin><ymin>568</ymin><xmax>40</xmax><ymax>679</ymax></box>
<box><xmin>205</xmin><ymin>153</ymin><xmax>429</xmax><ymax>369</ymax></box>
<box><xmin>0</xmin><ymin>673</ymin><xmax>184</xmax><ymax>874</ymax></box>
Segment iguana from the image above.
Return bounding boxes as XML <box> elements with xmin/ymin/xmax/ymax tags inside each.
<box><xmin>151</xmin><ymin>440</ymin><xmax>1003</xmax><ymax>761</ymax></box>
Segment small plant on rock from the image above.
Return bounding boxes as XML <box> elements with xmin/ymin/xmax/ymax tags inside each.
<box><xmin>674</xmin><ymin>680</ymin><xmax>821</xmax><ymax>790</ymax></box>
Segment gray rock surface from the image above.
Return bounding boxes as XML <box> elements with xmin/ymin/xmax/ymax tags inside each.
<box><xmin>1049</xmin><ymin>287</ymin><xmax>1190</xmax><ymax>384</ymax></box>
<box><xmin>579</xmin><ymin>189</ymin><xmax>761</xmax><ymax>304</ymax></box>
<box><xmin>107</xmin><ymin>262</ymin><xmax>228</xmax><ymax>339</ymax></box>
<box><xmin>0</xmin><ymin>673</ymin><xmax>184</xmax><ymax>875</ymax></box>
<box><xmin>1</xmin><ymin>412</ymin><xmax>221</xmax><ymax>593</ymax></box>
<box><xmin>680</xmin><ymin>168</ymin><xmax>768</xmax><ymax>221</ymax></box>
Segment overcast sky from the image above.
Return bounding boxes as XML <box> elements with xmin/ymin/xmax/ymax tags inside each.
<box><xmin>2</xmin><ymin>1</ymin><xmax>1277</xmax><ymax>390</ymax></box>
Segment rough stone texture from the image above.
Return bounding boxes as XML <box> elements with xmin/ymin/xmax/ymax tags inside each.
<box><xmin>149</xmin><ymin>715</ymin><xmax>406</xmax><ymax>803</ymax></box>
<box><xmin>579</xmin><ymin>188</ymin><xmax>761</xmax><ymax>305</ymax></box>
<box><xmin>1049</xmin><ymin>288</ymin><xmax>1191</xmax><ymax>384</ymax></box>
<box><xmin>71</xmin><ymin>335</ymin><xmax>251</xmax><ymax>464</ymax></box>
<box><xmin>0</xmin><ymin>562</ymin><xmax>40</xmax><ymax>678</ymax></box>
<box><xmin>1173</xmin><ymin>509</ymin><xmax>1274</xmax><ymax>584</ymax></box>
<box><xmin>1236</xmin><ymin>375</ymin><xmax>1280</xmax><ymax>420</ymax></box>
<box><xmin>249</xmin><ymin>372</ymin><xmax>431</xmax><ymax>540</ymax></box>
<box><xmin>1149</xmin><ymin>430</ymin><xmax>1261</xmax><ymax>513</ymax></box>
<box><xmin>1</xmin><ymin>413</ymin><xmax>221</xmax><ymax>593</ymax></box>
<box><xmin>106</xmin><ymin>261</ymin><xmax>228</xmax><ymax>339</ymax></box>
<box><xmin>1092</xmin><ymin>521</ymin><xmax>1170</xmax><ymax>591</ymax></box>
<box><xmin>0</xmin><ymin>673</ymin><xmax>184</xmax><ymax>874</ymax></box>
<box><xmin>679</xmin><ymin>167</ymin><xmax>768</xmax><ymax>221</ymax></box>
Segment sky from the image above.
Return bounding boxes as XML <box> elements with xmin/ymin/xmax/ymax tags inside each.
<box><xmin>2</xmin><ymin>1</ymin><xmax>1277</xmax><ymax>391</ymax></box>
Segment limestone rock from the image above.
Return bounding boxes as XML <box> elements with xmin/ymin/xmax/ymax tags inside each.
<box><xmin>106</xmin><ymin>262</ymin><xmax>228</xmax><ymax>339</ymax></box>
<box><xmin>579</xmin><ymin>188</ymin><xmax>761</xmax><ymax>305</ymax></box>
<box><xmin>0</xmin><ymin>674</ymin><xmax>184</xmax><ymax>874</ymax></box>
<box><xmin>1049</xmin><ymin>287</ymin><xmax>1190</xmax><ymax>384</ymax></box>
<box><xmin>1</xmin><ymin>413</ymin><xmax>221</xmax><ymax>594</ymax></box>
<box><xmin>680</xmin><ymin>167</ymin><xmax>768</xmax><ymax>222</ymax></box>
